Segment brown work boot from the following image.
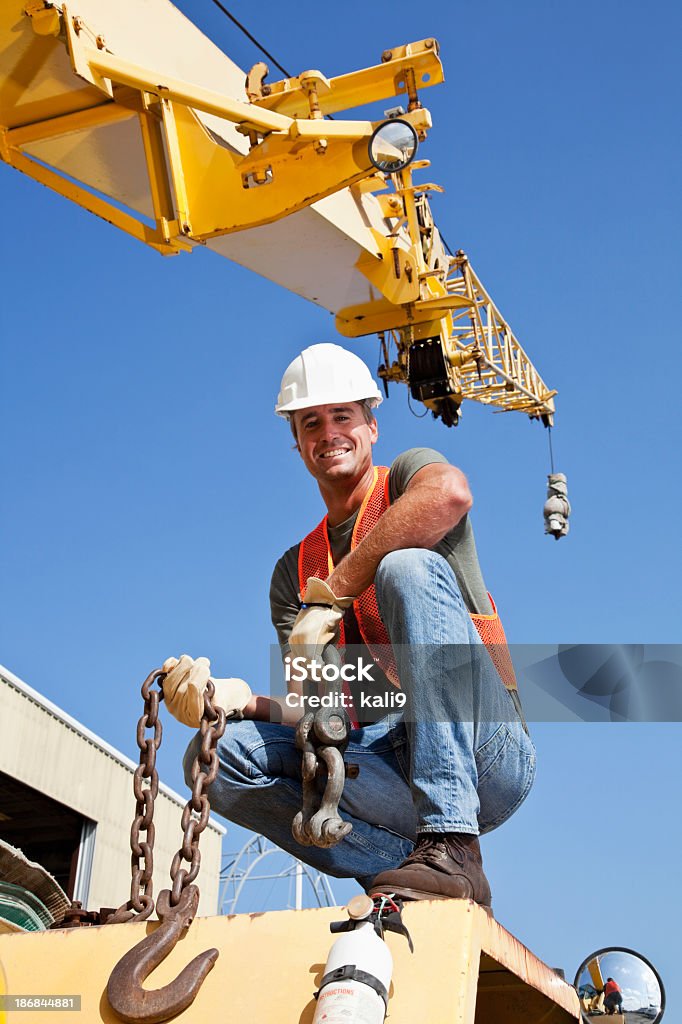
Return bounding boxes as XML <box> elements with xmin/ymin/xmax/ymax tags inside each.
<box><xmin>368</xmin><ymin>833</ymin><xmax>492</xmax><ymax>908</ymax></box>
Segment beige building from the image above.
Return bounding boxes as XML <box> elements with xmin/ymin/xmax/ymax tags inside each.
<box><xmin>0</xmin><ymin>665</ymin><xmax>224</xmax><ymax>916</ymax></box>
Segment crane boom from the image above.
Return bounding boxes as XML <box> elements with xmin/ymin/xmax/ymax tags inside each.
<box><xmin>0</xmin><ymin>0</ymin><xmax>556</xmax><ymax>425</ymax></box>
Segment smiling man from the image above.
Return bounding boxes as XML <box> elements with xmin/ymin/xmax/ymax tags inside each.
<box><xmin>164</xmin><ymin>343</ymin><xmax>535</xmax><ymax>909</ymax></box>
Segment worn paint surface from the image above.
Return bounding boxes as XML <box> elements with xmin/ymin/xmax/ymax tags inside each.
<box><xmin>0</xmin><ymin>900</ymin><xmax>580</xmax><ymax>1023</ymax></box>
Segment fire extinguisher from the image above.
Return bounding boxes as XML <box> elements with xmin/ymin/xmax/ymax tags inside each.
<box><xmin>312</xmin><ymin>893</ymin><xmax>414</xmax><ymax>1023</ymax></box>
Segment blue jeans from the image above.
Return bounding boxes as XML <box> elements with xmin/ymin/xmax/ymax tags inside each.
<box><xmin>184</xmin><ymin>549</ymin><xmax>536</xmax><ymax>890</ymax></box>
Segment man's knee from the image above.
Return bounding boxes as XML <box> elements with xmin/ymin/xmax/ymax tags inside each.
<box><xmin>375</xmin><ymin>548</ymin><xmax>452</xmax><ymax>604</ymax></box>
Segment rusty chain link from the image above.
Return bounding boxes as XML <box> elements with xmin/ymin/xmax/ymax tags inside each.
<box><xmin>109</xmin><ymin>668</ymin><xmax>163</xmax><ymax>924</ymax></box>
<box><xmin>109</xmin><ymin>668</ymin><xmax>227</xmax><ymax>924</ymax></box>
<box><xmin>169</xmin><ymin>686</ymin><xmax>226</xmax><ymax>906</ymax></box>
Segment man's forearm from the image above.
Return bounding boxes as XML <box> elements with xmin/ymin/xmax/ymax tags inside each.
<box><xmin>328</xmin><ymin>465</ymin><xmax>472</xmax><ymax>596</ymax></box>
<box><xmin>243</xmin><ymin>693</ymin><xmax>301</xmax><ymax>727</ymax></box>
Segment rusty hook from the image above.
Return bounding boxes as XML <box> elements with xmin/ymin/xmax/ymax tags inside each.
<box><xmin>107</xmin><ymin>885</ymin><xmax>218</xmax><ymax>1024</ymax></box>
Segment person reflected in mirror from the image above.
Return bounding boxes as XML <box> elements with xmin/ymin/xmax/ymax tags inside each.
<box><xmin>604</xmin><ymin>977</ymin><xmax>624</xmax><ymax>1015</ymax></box>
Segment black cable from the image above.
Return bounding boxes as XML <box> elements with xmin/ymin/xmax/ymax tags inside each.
<box><xmin>547</xmin><ymin>424</ymin><xmax>555</xmax><ymax>474</ymax></box>
<box><xmin>407</xmin><ymin>392</ymin><xmax>428</xmax><ymax>418</ymax></box>
<box><xmin>207</xmin><ymin>0</ymin><xmax>292</xmax><ymax>78</ymax></box>
<box><xmin>439</xmin><ymin>230</ymin><xmax>454</xmax><ymax>257</ymax></box>
<box><xmin>205</xmin><ymin>1</ymin><xmax>336</xmax><ymax>118</ymax></box>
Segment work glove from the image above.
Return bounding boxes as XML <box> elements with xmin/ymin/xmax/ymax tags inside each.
<box><xmin>161</xmin><ymin>654</ymin><xmax>252</xmax><ymax>728</ymax></box>
<box><xmin>288</xmin><ymin>578</ymin><xmax>356</xmax><ymax>667</ymax></box>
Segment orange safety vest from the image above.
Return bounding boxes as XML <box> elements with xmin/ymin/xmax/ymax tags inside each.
<box><xmin>298</xmin><ymin>466</ymin><xmax>518</xmax><ymax>693</ymax></box>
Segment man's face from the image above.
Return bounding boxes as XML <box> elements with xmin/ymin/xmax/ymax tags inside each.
<box><xmin>292</xmin><ymin>403</ymin><xmax>378</xmax><ymax>485</ymax></box>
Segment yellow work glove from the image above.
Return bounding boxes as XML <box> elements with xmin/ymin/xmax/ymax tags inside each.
<box><xmin>161</xmin><ymin>654</ymin><xmax>252</xmax><ymax>728</ymax></box>
<box><xmin>288</xmin><ymin>578</ymin><xmax>356</xmax><ymax>665</ymax></box>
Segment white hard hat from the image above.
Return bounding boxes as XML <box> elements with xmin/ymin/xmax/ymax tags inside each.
<box><xmin>275</xmin><ymin>343</ymin><xmax>383</xmax><ymax>417</ymax></box>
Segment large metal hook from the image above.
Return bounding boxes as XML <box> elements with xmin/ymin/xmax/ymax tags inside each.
<box><xmin>107</xmin><ymin>885</ymin><xmax>218</xmax><ymax>1024</ymax></box>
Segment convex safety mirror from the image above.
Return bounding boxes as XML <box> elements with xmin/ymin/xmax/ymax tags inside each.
<box><xmin>368</xmin><ymin>119</ymin><xmax>418</xmax><ymax>173</ymax></box>
<box><xmin>575</xmin><ymin>947</ymin><xmax>665</xmax><ymax>1023</ymax></box>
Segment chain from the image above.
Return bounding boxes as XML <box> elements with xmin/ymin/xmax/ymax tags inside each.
<box><xmin>109</xmin><ymin>668</ymin><xmax>164</xmax><ymax>924</ymax></box>
<box><xmin>169</xmin><ymin>685</ymin><xmax>226</xmax><ymax>905</ymax></box>
<box><xmin>109</xmin><ymin>669</ymin><xmax>227</xmax><ymax>924</ymax></box>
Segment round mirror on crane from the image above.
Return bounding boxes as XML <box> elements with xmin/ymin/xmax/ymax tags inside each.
<box><xmin>574</xmin><ymin>948</ymin><xmax>665</xmax><ymax>1023</ymax></box>
<box><xmin>368</xmin><ymin>119</ymin><xmax>418</xmax><ymax>173</ymax></box>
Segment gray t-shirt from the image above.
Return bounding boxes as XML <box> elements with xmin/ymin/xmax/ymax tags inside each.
<box><xmin>269</xmin><ymin>448</ymin><xmax>493</xmax><ymax>655</ymax></box>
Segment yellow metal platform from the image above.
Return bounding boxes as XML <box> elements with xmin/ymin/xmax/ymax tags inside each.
<box><xmin>0</xmin><ymin>899</ymin><xmax>580</xmax><ymax>1022</ymax></box>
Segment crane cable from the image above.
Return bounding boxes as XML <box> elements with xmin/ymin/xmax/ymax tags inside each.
<box><xmin>206</xmin><ymin>0</ymin><xmax>292</xmax><ymax>78</ymax></box>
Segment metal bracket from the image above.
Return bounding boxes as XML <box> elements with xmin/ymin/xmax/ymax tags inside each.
<box><xmin>250</xmin><ymin>38</ymin><xmax>443</xmax><ymax>119</ymax></box>
<box><xmin>24</xmin><ymin>1</ymin><xmax>60</xmax><ymax>36</ymax></box>
<box><xmin>63</xmin><ymin>4</ymin><xmax>114</xmax><ymax>98</ymax></box>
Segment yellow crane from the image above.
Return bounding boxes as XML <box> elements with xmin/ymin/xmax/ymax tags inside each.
<box><xmin>1</xmin><ymin>0</ymin><xmax>557</xmax><ymax>434</ymax></box>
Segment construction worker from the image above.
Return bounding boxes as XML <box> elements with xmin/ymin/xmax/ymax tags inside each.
<box><xmin>163</xmin><ymin>344</ymin><xmax>535</xmax><ymax>908</ymax></box>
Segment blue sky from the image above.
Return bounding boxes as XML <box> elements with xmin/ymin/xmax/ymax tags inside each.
<box><xmin>2</xmin><ymin>0</ymin><xmax>680</xmax><ymax>1013</ymax></box>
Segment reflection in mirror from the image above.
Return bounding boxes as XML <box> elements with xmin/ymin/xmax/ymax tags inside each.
<box><xmin>575</xmin><ymin>948</ymin><xmax>665</xmax><ymax>1023</ymax></box>
<box><xmin>368</xmin><ymin>119</ymin><xmax>418</xmax><ymax>173</ymax></box>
